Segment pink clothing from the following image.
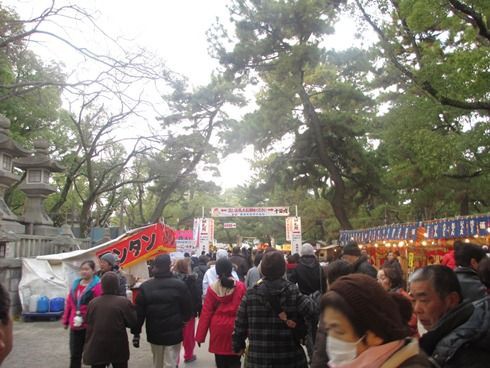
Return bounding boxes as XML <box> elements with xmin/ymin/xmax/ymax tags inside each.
<box><xmin>62</xmin><ymin>278</ymin><xmax>102</xmax><ymax>330</ymax></box>
<box><xmin>441</xmin><ymin>250</ymin><xmax>456</xmax><ymax>270</ymax></box>
<box><xmin>182</xmin><ymin>317</ymin><xmax>196</xmax><ymax>361</ymax></box>
<box><xmin>329</xmin><ymin>340</ymin><xmax>404</xmax><ymax>368</ymax></box>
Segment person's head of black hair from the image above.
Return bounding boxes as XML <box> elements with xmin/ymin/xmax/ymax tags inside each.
<box><xmin>409</xmin><ymin>265</ymin><xmax>462</xmax><ymax>301</ymax></box>
<box><xmin>81</xmin><ymin>260</ymin><xmax>96</xmax><ymax>270</ymax></box>
<box><xmin>198</xmin><ymin>255</ymin><xmax>209</xmax><ymax>265</ymax></box>
<box><xmin>184</xmin><ymin>252</ymin><xmax>190</xmax><ymax>258</ymax></box>
<box><xmin>382</xmin><ymin>264</ymin><xmax>405</xmax><ymax>290</ymax></box>
<box><xmin>478</xmin><ymin>256</ymin><xmax>490</xmax><ymax>289</ymax></box>
<box><xmin>254</xmin><ymin>252</ymin><xmax>263</xmax><ymax>267</ymax></box>
<box><xmin>232</xmin><ymin>246</ymin><xmax>240</xmax><ymax>255</ymax></box>
<box><xmin>326</xmin><ymin>259</ymin><xmax>352</xmax><ymax>285</ymax></box>
<box><xmin>216</xmin><ymin>258</ymin><xmax>234</xmax><ymax>288</ymax></box>
<box><xmin>454</xmin><ymin>241</ymin><xmax>486</xmax><ymax>269</ymax></box>
<box><xmin>0</xmin><ymin>283</ymin><xmax>10</xmax><ymax>326</ymax></box>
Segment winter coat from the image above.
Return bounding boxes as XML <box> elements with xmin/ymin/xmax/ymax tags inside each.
<box><xmin>203</xmin><ymin>266</ymin><xmax>239</xmax><ymax>296</ymax></box>
<box><xmin>62</xmin><ymin>276</ymin><xmax>102</xmax><ymax>330</ymax></box>
<box><xmin>193</xmin><ymin>264</ymin><xmax>209</xmax><ymax>297</ymax></box>
<box><xmin>233</xmin><ymin>278</ymin><xmax>316</xmax><ymax>368</ymax></box>
<box><xmin>196</xmin><ymin>280</ymin><xmax>246</xmax><ymax>355</ymax></box>
<box><xmin>132</xmin><ymin>271</ymin><xmax>192</xmax><ymax>346</ymax></box>
<box><xmin>381</xmin><ymin>338</ymin><xmax>433</xmax><ymax>368</ymax></box>
<box><xmin>83</xmin><ymin>294</ymin><xmax>137</xmax><ymax>365</ymax></box>
<box><xmin>96</xmin><ymin>269</ymin><xmax>127</xmax><ymax>296</ymax></box>
<box><xmin>289</xmin><ymin>255</ymin><xmax>326</xmax><ymax>295</ymax></box>
<box><xmin>419</xmin><ymin>296</ymin><xmax>490</xmax><ymax>368</ymax></box>
<box><xmin>454</xmin><ymin>266</ymin><xmax>487</xmax><ymax>303</ymax></box>
<box><xmin>174</xmin><ymin>272</ymin><xmax>202</xmax><ymax>317</ymax></box>
<box><xmin>311</xmin><ymin>318</ymin><xmax>328</xmax><ymax>368</ymax></box>
<box><xmin>352</xmin><ymin>255</ymin><xmax>378</xmax><ymax>278</ymax></box>
<box><xmin>230</xmin><ymin>254</ymin><xmax>250</xmax><ymax>281</ymax></box>
<box><xmin>246</xmin><ymin>266</ymin><xmax>261</xmax><ymax>289</ymax></box>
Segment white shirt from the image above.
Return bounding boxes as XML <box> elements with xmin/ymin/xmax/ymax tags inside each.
<box><xmin>202</xmin><ymin>265</ymin><xmax>239</xmax><ymax>296</ymax></box>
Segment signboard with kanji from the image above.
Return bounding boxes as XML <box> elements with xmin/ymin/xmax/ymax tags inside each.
<box><xmin>96</xmin><ymin>223</ymin><xmax>176</xmax><ymax>268</ymax></box>
<box><xmin>224</xmin><ymin>223</ymin><xmax>237</xmax><ymax>229</ymax></box>
<box><xmin>210</xmin><ymin>207</ymin><xmax>289</xmax><ymax>217</ymax></box>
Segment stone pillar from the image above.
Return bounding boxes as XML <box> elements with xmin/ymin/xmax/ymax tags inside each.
<box><xmin>15</xmin><ymin>139</ymin><xmax>64</xmax><ymax>236</ymax></box>
<box><xmin>0</xmin><ymin>115</ymin><xmax>31</xmax><ymax>234</ymax></box>
<box><xmin>0</xmin><ymin>258</ymin><xmax>22</xmax><ymax>317</ymax></box>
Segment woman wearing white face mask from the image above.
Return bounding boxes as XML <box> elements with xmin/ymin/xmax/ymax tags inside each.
<box><xmin>320</xmin><ymin>274</ymin><xmax>432</xmax><ymax>368</ymax></box>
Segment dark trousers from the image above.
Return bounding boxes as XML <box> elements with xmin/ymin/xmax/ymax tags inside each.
<box><xmin>92</xmin><ymin>363</ymin><xmax>128</xmax><ymax>368</ymax></box>
<box><xmin>69</xmin><ymin>329</ymin><xmax>86</xmax><ymax>368</ymax></box>
<box><xmin>215</xmin><ymin>354</ymin><xmax>241</xmax><ymax>368</ymax></box>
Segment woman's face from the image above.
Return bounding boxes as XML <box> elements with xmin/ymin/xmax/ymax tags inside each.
<box><xmin>377</xmin><ymin>270</ymin><xmax>391</xmax><ymax>291</ymax></box>
<box><xmin>322</xmin><ymin>307</ymin><xmax>368</xmax><ymax>356</ymax></box>
<box><xmin>80</xmin><ymin>263</ymin><xmax>95</xmax><ymax>280</ymax></box>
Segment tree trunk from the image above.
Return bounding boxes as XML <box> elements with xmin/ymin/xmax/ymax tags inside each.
<box><xmin>297</xmin><ymin>82</ymin><xmax>353</xmax><ymax>230</ymax></box>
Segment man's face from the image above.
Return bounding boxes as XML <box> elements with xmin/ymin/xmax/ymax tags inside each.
<box><xmin>387</xmin><ymin>252</ymin><xmax>394</xmax><ymax>262</ymax></box>
<box><xmin>99</xmin><ymin>259</ymin><xmax>111</xmax><ymax>273</ymax></box>
<box><xmin>410</xmin><ymin>280</ymin><xmax>458</xmax><ymax>330</ymax></box>
<box><xmin>0</xmin><ymin>317</ymin><xmax>13</xmax><ymax>364</ymax></box>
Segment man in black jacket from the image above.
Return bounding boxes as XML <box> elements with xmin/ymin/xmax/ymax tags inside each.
<box><xmin>454</xmin><ymin>241</ymin><xmax>487</xmax><ymax>302</ymax></box>
<box><xmin>410</xmin><ymin>265</ymin><xmax>490</xmax><ymax>368</ymax></box>
<box><xmin>132</xmin><ymin>254</ymin><xmax>192</xmax><ymax>368</ymax></box>
<box><xmin>341</xmin><ymin>241</ymin><xmax>377</xmax><ymax>279</ymax></box>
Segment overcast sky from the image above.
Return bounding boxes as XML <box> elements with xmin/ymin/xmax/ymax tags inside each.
<box><xmin>6</xmin><ymin>0</ymin><xmax>362</xmax><ymax>189</ymax></box>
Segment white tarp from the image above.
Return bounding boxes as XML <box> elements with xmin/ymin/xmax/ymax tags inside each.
<box><xmin>18</xmin><ymin>258</ymin><xmax>67</xmax><ymax>312</ymax></box>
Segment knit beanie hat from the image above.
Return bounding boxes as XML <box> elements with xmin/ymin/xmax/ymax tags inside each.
<box><xmin>216</xmin><ymin>258</ymin><xmax>233</xmax><ymax>277</ymax></box>
<box><xmin>216</xmin><ymin>249</ymin><xmax>228</xmax><ymax>260</ymax></box>
<box><xmin>328</xmin><ymin>274</ymin><xmax>408</xmax><ymax>342</ymax></box>
<box><xmin>261</xmin><ymin>251</ymin><xmax>286</xmax><ymax>280</ymax></box>
<box><xmin>153</xmin><ymin>254</ymin><xmax>171</xmax><ymax>273</ymax></box>
<box><xmin>301</xmin><ymin>243</ymin><xmax>315</xmax><ymax>256</ymax></box>
<box><xmin>342</xmin><ymin>241</ymin><xmax>361</xmax><ymax>257</ymax></box>
<box><xmin>100</xmin><ymin>252</ymin><xmax>117</xmax><ymax>267</ymax></box>
<box><xmin>101</xmin><ymin>271</ymin><xmax>119</xmax><ymax>295</ymax></box>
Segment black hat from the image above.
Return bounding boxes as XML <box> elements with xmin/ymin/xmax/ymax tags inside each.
<box><xmin>261</xmin><ymin>251</ymin><xmax>286</xmax><ymax>280</ymax></box>
<box><xmin>343</xmin><ymin>241</ymin><xmax>361</xmax><ymax>257</ymax></box>
<box><xmin>153</xmin><ymin>254</ymin><xmax>171</xmax><ymax>273</ymax></box>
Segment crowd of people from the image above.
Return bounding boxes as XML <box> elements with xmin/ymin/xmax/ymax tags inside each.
<box><xmin>1</xmin><ymin>240</ymin><xmax>490</xmax><ymax>368</ymax></box>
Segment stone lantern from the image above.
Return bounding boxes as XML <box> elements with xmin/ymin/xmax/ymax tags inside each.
<box><xmin>15</xmin><ymin>139</ymin><xmax>64</xmax><ymax>236</ymax></box>
<box><xmin>0</xmin><ymin>115</ymin><xmax>31</xmax><ymax>234</ymax></box>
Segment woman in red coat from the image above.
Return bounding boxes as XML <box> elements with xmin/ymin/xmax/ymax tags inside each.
<box><xmin>196</xmin><ymin>258</ymin><xmax>246</xmax><ymax>368</ymax></box>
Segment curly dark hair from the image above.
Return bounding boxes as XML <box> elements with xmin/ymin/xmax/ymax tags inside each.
<box><xmin>0</xmin><ymin>283</ymin><xmax>10</xmax><ymax>325</ymax></box>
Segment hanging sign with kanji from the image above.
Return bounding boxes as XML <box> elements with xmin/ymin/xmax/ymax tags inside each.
<box><xmin>211</xmin><ymin>207</ymin><xmax>289</xmax><ymax>217</ymax></box>
<box><xmin>96</xmin><ymin>223</ymin><xmax>176</xmax><ymax>268</ymax></box>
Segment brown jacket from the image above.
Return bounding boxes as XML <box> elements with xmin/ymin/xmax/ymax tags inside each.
<box><xmin>83</xmin><ymin>294</ymin><xmax>137</xmax><ymax>365</ymax></box>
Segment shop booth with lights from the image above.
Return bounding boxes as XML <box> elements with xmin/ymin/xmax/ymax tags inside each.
<box><xmin>339</xmin><ymin>214</ymin><xmax>489</xmax><ymax>275</ymax></box>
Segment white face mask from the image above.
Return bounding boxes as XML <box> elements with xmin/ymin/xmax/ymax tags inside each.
<box><xmin>327</xmin><ymin>334</ymin><xmax>365</xmax><ymax>367</ymax></box>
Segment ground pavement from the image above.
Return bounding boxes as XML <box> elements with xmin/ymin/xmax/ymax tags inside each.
<box><xmin>3</xmin><ymin>320</ymin><xmax>217</xmax><ymax>368</ymax></box>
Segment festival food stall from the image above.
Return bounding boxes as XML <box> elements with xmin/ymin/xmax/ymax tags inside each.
<box><xmin>19</xmin><ymin>223</ymin><xmax>176</xmax><ymax>318</ymax></box>
<box><xmin>339</xmin><ymin>214</ymin><xmax>489</xmax><ymax>274</ymax></box>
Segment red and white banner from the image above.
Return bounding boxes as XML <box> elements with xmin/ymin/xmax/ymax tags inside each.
<box><xmin>193</xmin><ymin>218</ymin><xmax>214</xmax><ymax>254</ymax></box>
<box><xmin>211</xmin><ymin>207</ymin><xmax>289</xmax><ymax>217</ymax></box>
<box><xmin>286</xmin><ymin>217</ymin><xmax>302</xmax><ymax>254</ymax></box>
<box><xmin>96</xmin><ymin>223</ymin><xmax>176</xmax><ymax>268</ymax></box>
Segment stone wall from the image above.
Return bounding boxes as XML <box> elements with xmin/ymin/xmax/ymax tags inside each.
<box><xmin>0</xmin><ymin>258</ymin><xmax>21</xmax><ymax>317</ymax></box>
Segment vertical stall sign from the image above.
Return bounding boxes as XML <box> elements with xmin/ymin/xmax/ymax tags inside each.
<box><xmin>289</xmin><ymin>217</ymin><xmax>302</xmax><ymax>255</ymax></box>
<box><xmin>194</xmin><ymin>218</ymin><xmax>214</xmax><ymax>255</ymax></box>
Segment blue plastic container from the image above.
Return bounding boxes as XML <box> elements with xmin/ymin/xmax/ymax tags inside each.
<box><xmin>49</xmin><ymin>297</ymin><xmax>65</xmax><ymax>312</ymax></box>
<box><xmin>36</xmin><ymin>296</ymin><xmax>50</xmax><ymax>313</ymax></box>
